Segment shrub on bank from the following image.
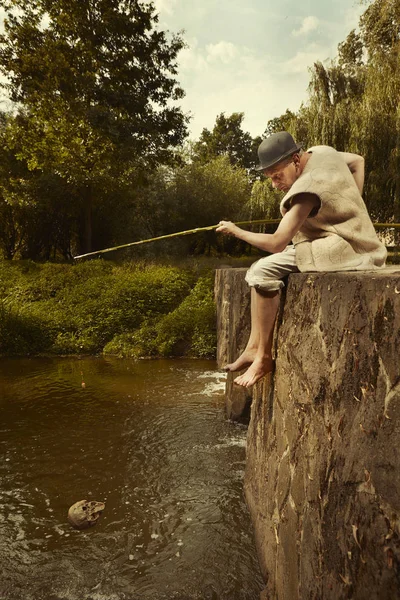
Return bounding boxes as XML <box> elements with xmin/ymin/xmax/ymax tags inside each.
<box><xmin>103</xmin><ymin>275</ymin><xmax>216</xmax><ymax>358</ymax></box>
<box><xmin>0</xmin><ymin>302</ymin><xmax>52</xmax><ymax>355</ymax></box>
<box><xmin>0</xmin><ymin>260</ymin><xmax>216</xmax><ymax>358</ymax></box>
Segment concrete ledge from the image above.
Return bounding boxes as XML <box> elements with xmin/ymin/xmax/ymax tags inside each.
<box><xmin>216</xmin><ymin>267</ymin><xmax>400</xmax><ymax>599</ymax></box>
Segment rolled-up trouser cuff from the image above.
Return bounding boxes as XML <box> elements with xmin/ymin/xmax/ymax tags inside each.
<box><xmin>244</xmin><ymin>275</ymin><xmax>285</xmax><ymax>292</ymax></box>
<box><xmin>245</xmin><ymin>245</ymin><xmax>298</xmax><ymax>291</ymax></box>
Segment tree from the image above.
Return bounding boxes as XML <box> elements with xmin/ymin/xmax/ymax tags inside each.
<box><xmin>0</xmin><ymin>108</ymin><xmax>87</xmax><ymax>260</ymax></box>
<box><xmin>246</xmin><ymin>180</ymin><xmax>282</xmax><ymax>223</ymax></box>
<box><xmin>359</xmin><ymin>0</ymin><xmax>400</xmax><ymax>54</ymax></box>
<box><xmin>132</xmin><ymin>156</ymin><xmax>252</xmax><ymax>255</ymax></box>
<box><xmin>358</xmin><ymin>0</ymin><xmax>400</xmax><ymax>223</ymax></box>
<box><xmin>288</xmin><ymin>0</ymin><xmax>400</xmax><ymax>223</ymax></box>
<box><xmin>192</xmin><ymin>112</ymin><xmax>261</xmax><ymax>170</ymax></box>
<box><xmin>0</xmin><ymin>0</ymin><xmax>188</xmax><ymax>254</ymax></box>
<box><xmin>263</xmin><ymin>110</ymin><xmax>299</xmax><ymax>138</ymax></box>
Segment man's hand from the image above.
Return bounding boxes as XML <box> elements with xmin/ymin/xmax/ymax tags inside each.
<box><xmin>216</xmin><ymin>221</ymin><xmax>240</xmax><ymax>236</ymax></box>
<box><xmin>215</xmin><ymin>194</ymin><xmax>318</xmax><ymax>253</ymax></box>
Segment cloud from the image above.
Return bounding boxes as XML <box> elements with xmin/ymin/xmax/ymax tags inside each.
<box><xmin>283</xmin><ymin>45</ymin><xmax>329</xmax><ymax>74</ymax></box>
<box><xmin>161</xmin><ymin>2</ymin><xmax>366</xmax><ymax>140</ymax></box>
<box><xmin>179</xmin><ymin>38</ymin><xmax>241</xmax><ymax>74</ymax></box>
<box><xmin>176</xmin><ymin>40</ymin><xmax>312</xmax><ymax>139</ymax></box>
<box><xmin>292</xmin><ymin>16</ymin><xmax>319</xmax><ymax>37</ymax></box>
<box><xmin>205</xmin><ymin>41</ymin><xmax>238</xmax><ymax>64</ymax></box>
<box><xmin>153</xmin><ymin>0</ymin><xmax>179</xmax><ymax>16</ymax></box>
<box><xmin>343</xmin><ymin>5</ymin><xmax>365</xmax><ymax>31</ymax></box>
<box><xmin>178</xmin><ymin>38</ymin><xmax>209</xmax><ymax>72</ymax></box>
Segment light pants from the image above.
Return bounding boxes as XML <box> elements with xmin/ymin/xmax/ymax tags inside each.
<box><xmin>245</xmin><ymin>245</ymin><xmax>299</xmax><ymax>292</ymax></box>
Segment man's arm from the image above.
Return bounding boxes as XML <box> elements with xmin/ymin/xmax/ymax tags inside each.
<box><xmin>339</xmin><ymin>151</ymin><xmax>365</xmax><ymax>195</ymax></box>
<box><xmin>216</xmin><ymin>193</ymin><xmax>319</xmax><ymax>253</ymax></box>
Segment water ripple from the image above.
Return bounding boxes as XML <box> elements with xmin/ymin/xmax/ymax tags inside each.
<box><xmin>0</xmin><ymin>357</ymin><xmax>262</xmax><ymax>600</ymax></box>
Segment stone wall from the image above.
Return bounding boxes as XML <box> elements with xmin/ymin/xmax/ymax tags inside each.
<box><xmin>215</xmin><ymin>267</ymin><xmax>400</xmax><ymax>600</ymax></box>
<box><xmin>214</xmin><ymin>268</ymin><xmax>253</xmax><ymax>422</ymax></box>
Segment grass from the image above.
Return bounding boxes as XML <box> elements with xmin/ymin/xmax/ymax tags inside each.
<box><xmin>0</xmin><ymin>258</ymin><xmax>218</xmax><ymax>358</ymax></box>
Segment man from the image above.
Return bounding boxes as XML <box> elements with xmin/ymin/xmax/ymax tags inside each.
<box><xmin>216</xmin><ymin>131</ymin><xmax>387</xmax><ymax>388</ymax></box>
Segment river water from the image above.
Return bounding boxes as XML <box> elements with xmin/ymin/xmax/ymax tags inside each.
<box><xmin>0</xmin><ymin>357</ymin><xmax>263</xmax><ymax>600</ymax></box>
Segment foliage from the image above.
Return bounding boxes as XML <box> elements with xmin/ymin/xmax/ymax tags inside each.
<box><xmin>133</xmin><ymin>155</ymin><xmax>252</xmax><ymax>255</ymax></box>
<box><xmin>1</xmin><ymin>0</ymin><xmax>398</xmax><ymax>261</ymax></box>
<box><xmin>104</xmin><ymin>275</ymin><xmax>216</xmax><ymax>358</ymax></box>
<box><xmin>0</xmin><ymin>301</ymin><xmax>52</xmax><ymax>354</ymax></box>
<box><xmin>267</xmin><ymin>0</ymin><xmax>400</xmax><ymax>224</ymax></box>
<box><xmin>263</xmin><ymin>110</ymin><xmax>300</xmax><ymax>139</ymax></box>
<box><xmin>245</xmin><ymin>179</ymin><xmax>282</xmax><ymax>224</ymax></box>
<box><xmin>192</xmin><ymin>112</ymin><xmax>261</xmax><ymax>170</ymax></box>
<box><xmin>0</xmin><ymin>0</ymin><xmax>188</xmax><ymax>254</ymax></box>
<box><xmin>0</xmin><ymin>259</ymin><xmax>216</xmax><ymax>357</ymax></box>
<box><xmin>155</xmin><ymin>275</ymin><xmax>216</xmax><ymax>357</ymax></box>
<box><xmin>0</xmin><ymin>119</ymin><xmax>81</xmax><ymax>260</ymax></box>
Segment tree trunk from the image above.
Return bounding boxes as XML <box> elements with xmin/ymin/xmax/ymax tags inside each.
<box><xmin>394</xmin><ymin>104</ymin><xmax>400</xmax><ymax>246</ymax></box>
<box><xmin>83</xmin><ymin>185</ymin><xmax>93</xmax><ymax>254</ymax></box>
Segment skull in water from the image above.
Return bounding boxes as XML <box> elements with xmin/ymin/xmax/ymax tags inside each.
<box><xmin>67</xmin><ymin>500</ymin><xmax>105</xmax><ymax>530</ymax></box>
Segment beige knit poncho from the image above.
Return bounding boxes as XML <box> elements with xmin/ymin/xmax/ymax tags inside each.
<box><xmin>280</xmin><ymin>145</ymin><xmax>387</xmax><ymax>272</ymax></box>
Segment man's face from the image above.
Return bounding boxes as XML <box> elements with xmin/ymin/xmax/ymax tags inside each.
<box><xmin>263</xmin><ymin>155</ymin><xmax>299</xmax><ymax>192</ymax></box>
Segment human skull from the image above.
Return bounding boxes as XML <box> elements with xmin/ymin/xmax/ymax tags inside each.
<box><xmin>67</xmin><ymin>500</ymin><xmax>105</xmax><ymax>530</ymax></box>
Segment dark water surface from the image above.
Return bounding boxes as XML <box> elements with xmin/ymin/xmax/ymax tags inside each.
<box><xmin>0</xmin><ymin>357</ymin><xmax>263</xmax><ymax>600</ymax></box>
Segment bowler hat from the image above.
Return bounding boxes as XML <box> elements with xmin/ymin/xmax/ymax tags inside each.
<box><xmin>255</xmin><ymin>131</ymin><xmax>302</xmax><ymax>171</ymax></box>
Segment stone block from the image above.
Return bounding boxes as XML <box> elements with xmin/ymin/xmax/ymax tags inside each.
<box><xmin>216</xmin><ymin>266</ymin><xmax>400</xmax><ymax>599</ymax></box>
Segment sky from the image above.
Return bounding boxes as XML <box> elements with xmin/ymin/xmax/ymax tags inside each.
<box><xmin>153</xmin><ymin>0</ymin><xmax>366</xmax><ymax>140</ymax></box>
<box><xmin>0</xmin><ymin>0</ymin><xmax>366</xmax><ymax>142</ymax></box>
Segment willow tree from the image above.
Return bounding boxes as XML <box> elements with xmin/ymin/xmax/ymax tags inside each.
<box><xmin>356</xmin><ymin>0</ymin><xmax>400</xmax><ymax>222</ymax></box>
<box><xmin>0</xmin><ymin>0</ymin><xmax>188</xmax><ymax>254</ymax></box>
<box><xmin>245</xmin><ymin>179</ymin><xmax>282</xmax><ymax>234</ymax></box>
<box><xmin>294</xmin><ymin>0</ymin><xmax>399</xmax><ymax>222</ymax></box>
<box><xmin>296</xmin><ymin>26</ymin><xmax>366</xmax><ymax>151</ymax></box>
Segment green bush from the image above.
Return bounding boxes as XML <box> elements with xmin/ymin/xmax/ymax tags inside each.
<box><xmin>155</xmin><ymin>275</ymin><xmax>216</xmax><ymax>357</ymax></box>
<box><xmin>103</xmin><ymin>323</ymin><xmax>158</xmax><ymax>358</ymax></box>
<box><xmin>0</xmin><ymin>302</ymin><xmax>52</xmax><ymax>354</ymax></box>
<box><xmin>104</xmin><ymin>275</ymin><xmax>217</xmax><ymax>358</ymax></box>
<box><xmin>0</xmin><ymin>259</ymin><xmax>216</xmax><ymax>358</ymax></box>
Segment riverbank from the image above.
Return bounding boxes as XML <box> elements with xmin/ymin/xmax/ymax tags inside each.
<box><xmin>0</xmin><ymin>258</ymin><xmax>228</xmax><ymax>358</ymax></box>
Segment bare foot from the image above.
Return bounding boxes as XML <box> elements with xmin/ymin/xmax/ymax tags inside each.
<box><xmin>234</xmin><ymin>357</ymin><xmax>273</xmax><ymax>387</ymax></box>
<box><xmin>223</xmin><ymin>349</ymin><xmax>257</xmax><ymax>372</ymax></box>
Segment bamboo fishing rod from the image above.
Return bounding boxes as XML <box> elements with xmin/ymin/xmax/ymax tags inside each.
<box><xmin>73</xmin><ymin>219</ymin><xmax>281</xmax><ymax>259</ymax></box>
<box><xmin>73</xmin><ymin>219</ymin><xmax>400</xmax><ymax>260</ymax></box>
